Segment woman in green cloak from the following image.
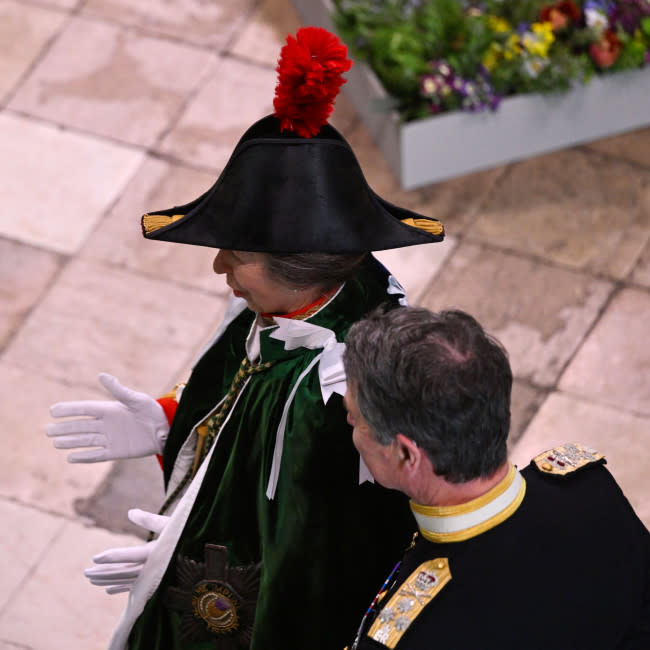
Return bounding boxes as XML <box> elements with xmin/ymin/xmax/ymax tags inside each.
<box><xmin>46</xmin><ymin>26</ymin><xmax>444</xmax><ymax>650</ymax></box>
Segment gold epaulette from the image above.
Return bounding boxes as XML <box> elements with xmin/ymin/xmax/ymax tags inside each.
<box><xmin>533</xmin><ymin>442</ymin><xmax>605</xmax><ymax>477</ymax></box>
<box><xmin>367</xmin><ymin>559</ymin><xmax>451</xmax><ymax>648</ymax></box>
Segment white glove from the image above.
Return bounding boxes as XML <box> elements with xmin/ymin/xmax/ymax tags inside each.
<box><xmin>84</xmin><ymin>508</ymin><xmax>170</xmax><ymax>594</ymax></box>
<box><xmin>46</xmin><ymin>373</ymin><xmax>170</xmax><ymax>462</ymax></box>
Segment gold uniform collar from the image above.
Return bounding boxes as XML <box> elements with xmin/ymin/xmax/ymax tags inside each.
<box><xmin>410</xmin><ymin>463</ymin><xmax>526</xmax><ymax>543</ymax></box>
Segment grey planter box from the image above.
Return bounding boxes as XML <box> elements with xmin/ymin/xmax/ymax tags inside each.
<box><xmin>292</xmin><ymin>0</ymin><xmax>650</xmax><ymax>189</ymax></box>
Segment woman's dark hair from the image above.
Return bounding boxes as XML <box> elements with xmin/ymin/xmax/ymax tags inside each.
<box><xmin>265</xmin><ymin>253</ymin><xmax>367</xmax><ymax>291</ymax></box>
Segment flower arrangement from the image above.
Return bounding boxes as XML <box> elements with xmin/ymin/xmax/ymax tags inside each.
<box><xmin>332</xmin><ymin>0</ymin><xmax>650</xmax><ymax>121</ymax></box>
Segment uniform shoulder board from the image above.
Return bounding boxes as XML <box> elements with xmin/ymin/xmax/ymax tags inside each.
<box><xmin>533</xmin><ymin>442</ymin><xmax>605</xmax><ymax>477</ymax></box>
<box><xmin>367</xmin><ymin>559</ymin><xmax>451</xmax><ymax>648</ymax></box>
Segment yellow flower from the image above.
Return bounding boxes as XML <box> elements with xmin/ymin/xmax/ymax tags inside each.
<box><xmin>482</xmin><ymin>42</ymin><xmax>502</xmax><ymax>71</ymax></box>
<box><xmin>522</xmin><ymin>22</ymin><xmax>555</xmax><ymax>58</ymax></box>
<box><xmin>533</xmin><ymin>22</ymin><xmax>555</xmax><ymax>43</ymax></box>
<box><xmin>504</xmin><ymin>34</ymin><xmax>521</xmax><ymax>61</ymax></box>
<box><xmin>487</xmin><ymin>15</ymin><xmax>511</xmax><ymax>33</ymax></box>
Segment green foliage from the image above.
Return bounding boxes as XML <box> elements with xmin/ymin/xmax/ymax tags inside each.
<box><xmin>642</xmin><ymin>16</ymin><xmax>650</xmax><ymax>38</ymax></box>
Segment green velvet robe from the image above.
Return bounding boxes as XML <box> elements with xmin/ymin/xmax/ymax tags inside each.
<box><xmin>127</xmin><ymin>255</ymin><xmax>415</xmax><ymax>649</ymax></box>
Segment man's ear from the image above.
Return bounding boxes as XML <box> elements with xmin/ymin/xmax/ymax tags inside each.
<box><xmin>395</xmin><ymin>433</ymin><xmax>421</xmax><ymax>470</ymax></box>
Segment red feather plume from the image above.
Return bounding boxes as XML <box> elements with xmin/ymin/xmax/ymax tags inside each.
<box><xmin>273</xmin><ymin>27</ymin><xmax>353</xmax><ymax>138</ymax></box>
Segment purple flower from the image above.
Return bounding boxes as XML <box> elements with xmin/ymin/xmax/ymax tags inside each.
<box><xmin>451</xmin><ymin>77</ymin><xmax>465</xmax><ymax>92</ymax></box>
<box><xmin>422</xmin><ymin>58</ymin><xmax>499</xmax><ymax>115</ymax></box>
<box><xmin>488</xmin><ymin>94</ymin><xmax>502</xmax><ymax>110</ymax></box>
<box><xmin>420</xmin><ymin>74</ymin><xmax>439</xmax><ymax>97</ymax></box>
<box><xmin>609</xmin><ymin>0</ymin><xmax>650</xmax><ymax>34</ymax></box>
<box><xmin>431</xmin><ymin>60</ymin><xmax>454</xmax><ymax>79</ymax></box>
<box><xmin>585</xmin><ymin>0</ymin><xmax>613</xmax><ymax>11</ymax></box>
<box><xmin>476</xmin><ymin>64</ymin><xmax>490</xmax><ymax>80</ymax></box>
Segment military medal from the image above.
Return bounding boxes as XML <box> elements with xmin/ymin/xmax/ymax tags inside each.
<box><xmin>164</xmin><ymin>544</ymin><xmax>261</xmax><ymax>648</ymax></box>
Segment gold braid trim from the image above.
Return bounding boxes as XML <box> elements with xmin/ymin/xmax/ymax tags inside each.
<box><xmin>142</xmin><ymin>213</ymin><xmax>185</xmax><ymax>234</ymax></box>
<box><xmin>400</xmin><ymin>217</ymin><xmax>444</xmax><ymax>236</ymax></box>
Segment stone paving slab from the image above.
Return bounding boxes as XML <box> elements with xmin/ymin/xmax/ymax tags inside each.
<box><xmin>0</xmin><ymin>363</ymin><xmax>112</xmax><ymax>516</ymax></box>
<box><xmin>0</xmin><ymin>239</ymin><xmax>61</xmax><ymax>350</ymax></box>
<box><xmin>413</xmin><ymin>164</ymin><xmax>508</xmax><ymax>235</ymax></box>
<box><xmin>559</xmin><ymin>287</ymin><xmax>650</xmax><ymax>417</ymax></box>
<box><xmin>0</xmin><ymin>511</ymin><xmax>134</xmax><ymax>650</ymax></box>
<box><xmin>327</xmin><ymin>93</ymin><xmax>364</xmax><ymax>137</ymax></box>
<box><xmin>82</xmin><ymin>0</ymin><xmax>257</xmax><ymax>49</ymax></box>
<box><xmin>156</xmin><ymin>56</ymin><xmax>275</xmax><ymax>170</ymax></box>
<box><xmin>81</xmin><ymin>156</ymin><xmax>229</xmax><ymax>294</ymax></box>
<box><xmin>418</xmin><ymin>241</ymin><xmax>613</xmax><ymax>387</ymax></box>
<box><xmin>0</xmin><ymin>113</ymin><xmax>144</xmax><ymax>254</ymax></box>
<box><xmin>469</xmin><ymin>148</ymin><xmax>650</xmax><ymax>279</ymax></box>
<box><xmin>632</xmin><ymin>239</ymin><xmax>650</xmax><ymax>288</ymax></box>
<box><xmin>512</xmin><ymin>392</ymin><xmax>650</xmax><ymax>529</ymax></box>
<box><xmin>509</xmin><ymin>380</ymin><xmax>548</xmax><ymax>446</ymax></box>
<box><xmin>3</xmin><ymin>258</ymin><xmax>228</xmax><ymax>394</ymax></box>
<box><xmin>586</xmin><ymin>126</ymin><xmax>650</xmax><ymax>170</ymax></box>
<box><xmin>9</xmin><ymin>15</ymin><xmax>216</xmax><ymax>147</ymax></box>
<box><xmin>0</xmin><ymin>498</ymin><xmax>64</xmax><ymax>613</ymax></box>
<box><xmin>0</xmin><ymin>0</ymin><xmax>67</xmax><ymax>103</ymax></box>
<box><xmin>630</xmin><ymin>184</ymin><xmax>650</xmax><ymax>286</ymax></box>
<box><xmin>229</xmin><ymin>0</ymin><xmax>301</xmax><ymax>67</ymax></box>
<box><xmin>375</xmin><ymin>239</ymin><xmax>457</xmax><ymax>305</ymax></box>
<box><xmin>75</xmin><ymin>456</ymin><xmax>165</xmax><ymax>539</ymax></box>
<box><xmin>34</xmin><ymin>0</ymin><xmax>77</xmax><ymax>9</ymax></box>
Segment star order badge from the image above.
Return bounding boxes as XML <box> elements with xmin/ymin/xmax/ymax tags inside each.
<box><xmin>163</xmin><ymin>544</ymin><xmax>261</xmax><ymax>648</ymax></box>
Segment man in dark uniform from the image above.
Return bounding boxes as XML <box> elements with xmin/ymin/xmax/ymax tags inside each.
<box><xmin>343</xmin><ymin>306</ymin><xmax>650</xmax><ymax>650</ymax></box>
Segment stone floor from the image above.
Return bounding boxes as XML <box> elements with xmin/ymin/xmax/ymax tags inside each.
<box><xmin>1</xmin><ymin>1</ymin><xmax>649</xmax><ymax>648</ymax></box>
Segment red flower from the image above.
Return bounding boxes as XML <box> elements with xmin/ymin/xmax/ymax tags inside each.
<box><xmin>540</xmin><ymin>1</ymin><xmax>581</xmax><ymax>31</ymax></box>
<box><xmin>273</xmin><ymin>26</ymin><xmax>352</xmax><ymax>138</ymax></box>
<box><xmin>589</xmin><ymin>30</ymin><xmax>622</xmax><ymax>68</ymax></box>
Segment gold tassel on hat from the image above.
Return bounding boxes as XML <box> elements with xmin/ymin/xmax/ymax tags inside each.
<box><xmin>142</xmin><ymin>213</ymin><xmax>185</xmax><ymax>235</ymax></box>
<box><xmin>401</xmin><ymin>217</ymin><xmax>444</xmax><ymax>236</ymax></box>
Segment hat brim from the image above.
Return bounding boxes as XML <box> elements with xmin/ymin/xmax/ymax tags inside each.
<box><xmin>142</xmin><ymin>116</ymin><xmax>443</xmax><ymax>253</ymax></box>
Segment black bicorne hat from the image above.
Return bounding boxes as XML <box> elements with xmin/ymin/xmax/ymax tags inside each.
<box><xmin>141</xmin><ymin>28</ymin><xmax>444</xmax><ymax>254</ymax></box>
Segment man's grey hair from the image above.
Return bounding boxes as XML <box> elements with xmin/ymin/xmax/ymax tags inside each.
<box><xmin>343</xmin><ymin>306</ymin><xmax>511</xmax><ymax>483</ymax></box>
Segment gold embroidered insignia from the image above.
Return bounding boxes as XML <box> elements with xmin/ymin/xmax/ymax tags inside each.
<box><xmin>533</xmin><ymin>442</ymin><xmax>605</xmax><ymax>477</ymax></box>
<box><xmin>368</xmin><ymin>558</ymin><xmax>451</xmax><ymax>648</ymax></box>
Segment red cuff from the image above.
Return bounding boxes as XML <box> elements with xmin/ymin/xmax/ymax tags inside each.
<box><xmin>157</xmin><ymin>397</ymin><xmax>178</xmax><ymax>426</ymax></box>
<box><xmin>156</xmin><ymin>397</ymin><xmax>178</xmax><ymax>470</ymax></box>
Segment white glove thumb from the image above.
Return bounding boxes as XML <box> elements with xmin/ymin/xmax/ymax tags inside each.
<box><xmin>98</xmin><ymin>373</ymin><xmax>157</xmax><ymax>412</ymax></box>
<box><xmin>84</xmin><ymin>509</ymin><xmax>169</xmax><ymax>594</ymax></box>
<box><xmin>127</xmin><ymin>508</ymin><xmax>169</xmax><ymax>535</ymax></box>
<box><xmin>47</xmin><ymin>374</ymin><xmax>170</xmax><ymax>462</ymax></box>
